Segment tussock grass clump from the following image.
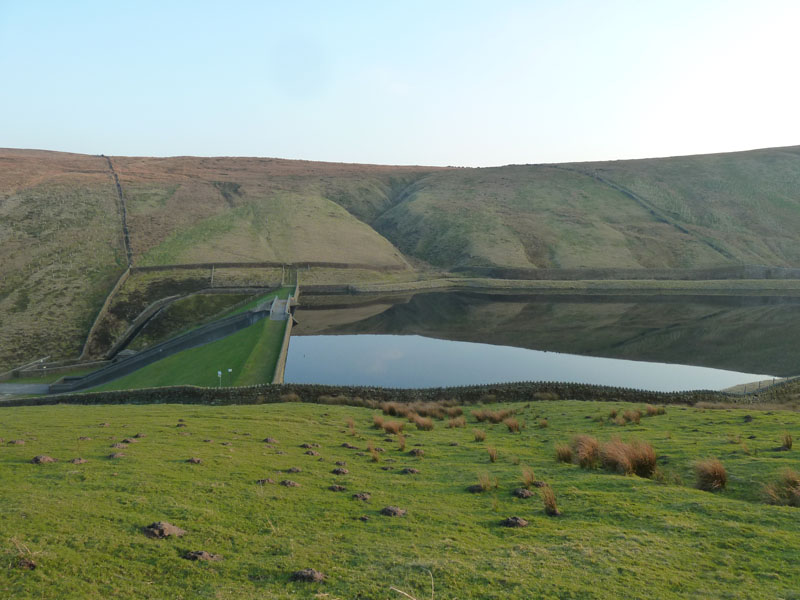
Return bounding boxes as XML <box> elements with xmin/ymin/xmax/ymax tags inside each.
<box><xmin>381</xmin><ymin>402</ymin><xmax>410</xmax><ymax>418</ymax></box>
<box><xmin>521</xmin><ymin>467</ymin><xmax>536</xmax><ymax>489</ymax></box>
<box><xmin>504</xmin><ymin>417</ymin><xmax>521</xmax><ymax>433</ymax></box>
<box><xmin>472</xmin><ymin>408</ymin><xmax>514</xmax><ymax>424</ymax></box>
<box><xmin>608</xmin><ymin>409</ymin><xmax>618</xmax><ymax>419</ymax></box>
<box><xmin>764</xmin><ymin>469</ymin><xmax>800</xmax><ymax>507</ymax></box>
<box><xmin>411</xmin><ymin>414</ymin><xmax>435</xmax><ymax>431</ymax></box>
<box><xmin>447</xmin><ymin>416</ymin><xmax>466</xmax><ymax>428</ymax></box>
<box><xmin>695</xmin><ymin>458</ymin><xmax>727</xmax><ymax>491</ymax></box>
<box><xmin>473</xmin><ymin>429</ymin><xmax>486</xmax><ymax>442</ymax></box>
<box><xmin>600</xmin><ymin>438</ymin><xmax>657</xmax><ymax>477</ymax></box>
<box><xmin>555</xmin><ymin>444</ymin><xmax>572</xmax><ymax>463</ymax></box>
<box><xmin>382</xmin><ymin>421</ymin><xmax>405</xmax><ymax>435</ymax></box>
<box><xmin>538</xmin><ymin>418</ymin><xmax>548</xmax><ymax>429</ymax></box>
<box><xmin>397</xmin><ymin>434</ymin><xmax>406</xmax><ymax>451</ymax></box>
<box><xmin>782</xmin><ymin>432</ymin><xmax>793</xmax><ymax>450</ymax></box>
<box><xmin>445</xmin><ymin>406</ymin><xmax>463</xmax><ymax>418</ymax></box>
<box><xmin>572</xmin><ymin>435</ymin><xmax>600</xmax><ymax>469</ymax></box>
<box><xmin>645</xmin><ymin>404</ymin><xmax>666</xmax><ymax>417</ymax></box>
<box><xmin>279</xmin><ymin>392</ymin><xmax>301</xmax><ymax>402</ymax></box>
<box><xmin>542</xmin><ymin>484</ymin><xmax>560</xmax><ymax>516</ymax></box>
<box><xmin>346</xmin><ymin>417</ymin><xmax>356</xmax><ymax>435</ymax></box>
<box><xmin>487</xmin><ymin>447</ymin><xmax>498</xmax><ymax>463</ymax></box>
<box><xmin>367</xmin><ymin>441</ymin><xmax>380</xmax><ymax>463</ymax></box>
<box><xmin>372</xmin><ymin>414</ymin><xmax>385</xmax><ymax>429</ymax></box>
<box><xmin>622</xmin><ymin>410</ymin><xmax>642</xmax><ymax>425</ymax></box>
<box><xmin>477</xmin><ymin>472</ymin><xmax>498</xmax><ymax>492</ymax></box>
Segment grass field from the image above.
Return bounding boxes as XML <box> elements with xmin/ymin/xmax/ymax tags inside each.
<box><xmin>1</xmin><ymin>398</ymin><xmax>798</xmax><ymax>599</ymax></box>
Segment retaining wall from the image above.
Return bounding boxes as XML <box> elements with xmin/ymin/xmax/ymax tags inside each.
<box><xmin>3</xmin><ymin>380</ymin><xmax>772</xmax><ymax>409</ymax></box>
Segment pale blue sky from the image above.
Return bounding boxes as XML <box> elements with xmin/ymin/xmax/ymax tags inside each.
<box><xmin>1</xmin><ymin>0</ymin><xmax>798</xmax><ymax>166</ymax></box>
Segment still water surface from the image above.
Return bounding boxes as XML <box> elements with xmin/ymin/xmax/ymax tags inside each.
<box><xmin>285</xmin><ymin>334</ymin><xmax>771</xmax><ymax>391</ymax></box>
<box><xmin>284</xmin><ymin>291</ymin><xmax>800</xmax><ymax>390</ymax></box>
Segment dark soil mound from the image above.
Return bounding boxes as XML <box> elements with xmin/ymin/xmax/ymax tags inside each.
<box><xmin>466</xmin><ymin>484</ymin><xmax>485</xmax><ymax>493</ymax></box>
<box><xmin>111</xmin><ymin>443</ymin><xmax>128</xmax><ymax>449</ymax></box>
<box><xmin>203</xmin><ymin>439</ymin><xmax>213</xmax><ymax>443</ymax></box>
<box><xmin>143</xmin><ymin>521</ymin><xmax>186</xmax><ymax>538</ymax></box>
<box><xmin>743</xmin><ymin>415</ymin><xmax>753</xmax><ymax>423</ymax></box>
<box><xmin>280</xmin><ymin>480</ymin><xmax>300</xmax><ymax>487</ymax></box>
<box><xmin>100</xmin><ymin>423</ymin><xmax>110</xmax><ymax>427</ymax></box>
<box><xmin>9</xmin><ymin>440</ymin><xmax>25</xmax><ymax>445</ymax></box>
<box><xmin>256</xmin><ymin>478</ymin><xmax>275</xmax><ymax>485</ymax></box>
<box><xmin>341</xmin><ymin>443</ymin><xmax>358</xmax><ymax>449</ymax></box>
<box><xmin>400</xmin><ymin>468</ymin><xmax>419</xmax><ymax>475</ymax></box>
<box><xmin>17</xmin><ymin>557</ymin><xmax>36</xmax><ymax>570</ymax></box>
<box><xmin>287</xmin><ymin>467</ymin><xmax>302</xmax><ymax>473</ymax></box>
<box><xmin>304</xmin><ymin>450</ymin><xmax>320</xmax><ymax>456</ymax></box>
<box><xmin>31</xmin><ymin>455</ymin><xmax>56</xmax><ymax>464</ymax></box>
<box><xmin>353</xmin><ymin>492</ymin><xmax>371</xmax><ymax>501</ymax></box>
<box><xmin>289</xmin><ymin>568</ymin><xmax>326</xmax><ymax>582</ymax></box>
<box><xmin>70</xmin><ymin>458</ymin><xmax>88</xmax><ymax>464</ymax></box>
<box><xmin>380</xmin><ymin>506</ymin><xmax>407</xmax><ymax>517</ymax></box>
<box><xmin>501</xmin><ymin>516</ymin><xmax>528</xmax><ymax>527</ymax></box>
<box><xmin>176</xmin><ymin>423</ymin><xmax>187</xmax><ymax>428</ymax></box>
<box><xmin>300</xmin><ymin>443</ymin><xmax>313</xmax><ymax>448</ymax></box>
<box><xmin>133</xmin><ymin>433</ymin><xmax>146</xmax><ymax>438</ymax></box>
<box><xmin>410</xmin><ymin>448</ymin><xmax>424</xmax><ymax>457</ymax></box>
<box><xmin>264</xmin><ymin>437</ymin><xmax>278</xmax><ymax>444</ymax></box>
<box><xmin>109</xmin><ymin>452</ymin><xmax>125</xmax><ymax>459</ymax></box>
<box><xmin>187</xmin><ymin>457</ymin><xmax>202</xmax><ymax>464</ymax></box>
<box><xmin>335</xmin><ymin>461</ymin><xmax>347</xmax><ymax>466</ymax></box>
<box><xmin>328</xmin><ymin>485</ymin><xmax>346</xmax><ymax>492</ymax></box>
<box><xmin>122</xmin><ymin>438</ymin><xmax>138</xmax><ymax>444</ymax></box>
<box><xmin>332</xmin><ymin>468</ymin><xmax>348</xmax><ymax>475</ymax></box>
<box><xmin>78</xmin><ymin>436</ymin><xmax>91</xmax><ymax>441</ymax></box>
<box><xmin>513</xmin><ymin>488</ymin><xmax>534</xmax><ymax>498</ymax></box>
<box><xmin>184</xmin><ymin>550</ymin><xmax>222</xmax><ymax>561</ymax></box>
<box><xmin>221</xmin><ymin>442</ymin><xmax>232</xmax><ymax>446</ymax></box>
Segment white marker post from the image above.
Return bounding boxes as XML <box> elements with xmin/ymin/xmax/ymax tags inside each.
<box><xmin>217</xmin><ymin>370</ymin><xmax>222</xmax><ymax>387</ymax></box>
<box><xmin>228</xmin><ymin>368</ymin><xmax>233</xmax><ymax>385</ymax></box>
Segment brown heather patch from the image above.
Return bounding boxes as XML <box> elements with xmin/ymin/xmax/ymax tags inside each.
<box><xmin>538</xmin><ymin>418</ymin><xmax>548</xmax><ymax>429</ymax></box>
<box><xmin>487</xmin><ymin>447</ymin><xmax>498</xmax><ymax>463</ymax></box>
<box><xmin>503</xmin><ymin>417</ymin><xmax>521</xmax><ymax>433</ymax></box>
<box><xmin>473</xmin><ymin>429</ymin><xmax>486</xmax><ymax>442</ymax></box>
<box><xmin>542</xmin><ymin>484</ymin><xmax>560</xmax><ymax>516</ymax></box>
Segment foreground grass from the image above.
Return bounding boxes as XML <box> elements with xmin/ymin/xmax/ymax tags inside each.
<box><xmin>1</xmin><ymin>399</ymin><xmax>799</xmax><ymax>599</ymax></box>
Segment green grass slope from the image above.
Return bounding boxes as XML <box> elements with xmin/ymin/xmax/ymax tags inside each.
<box><xmin>0</xmin><ymin>149</ymin><xmax>125</xmax><ymax>371</ymax></box>
<box><xmin>1</xmin><ymin>400</ymin><xmax>798</xmax><ymax>598</ymax></box>
<box><xmin>374</xmin><ymin>147</ymin><xmax>800</xmax><ymax>271</ymax></box>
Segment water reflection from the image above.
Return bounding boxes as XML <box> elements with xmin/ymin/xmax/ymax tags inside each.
<box><xmin>291</xmin><ymin>291</ymin><xmax>800</xmax><ymax>377</ymax></box>
<box><xmin>284</xmin><ymin>334</ymin><xmax>772</xmax><ymax>391</ymax></box>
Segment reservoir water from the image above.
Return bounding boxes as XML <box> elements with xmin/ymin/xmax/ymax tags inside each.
<box><xmin>284</xmin><ymin>291</ymin><xmax>800</xmax><ymax>390</ymax></box>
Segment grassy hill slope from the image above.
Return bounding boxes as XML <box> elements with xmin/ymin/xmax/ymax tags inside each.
<box><xmin>375</xmin><ymin>147</ymin><xmax>800</xmax><ymax>271</ymax></box>
<box><xmin>0</xmin><ymin>150</ymin><xmax>125</xmax><ymax>371</ymax></box>
<box><xmin>4</xmin><ymin>145</ymin><xmax>800</xmax><ymax>370</ymax></box>
<box><xmin>1</xmin><ymin>399</ymin><xmax>799</xmax><ymax>598</ymax></box>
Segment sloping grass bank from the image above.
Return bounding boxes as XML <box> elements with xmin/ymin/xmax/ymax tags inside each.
<box><xmin>1</xmin><ymin>400</ymin><xmax>798</xmax><ymax>599</ymax></box>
